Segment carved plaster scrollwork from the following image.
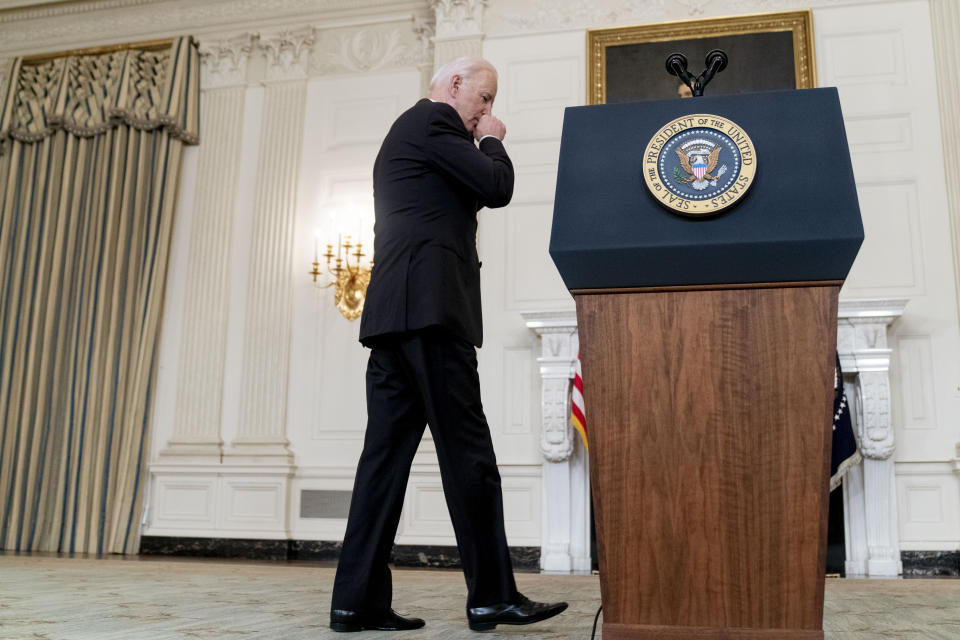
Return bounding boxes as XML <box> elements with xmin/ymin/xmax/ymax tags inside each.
<box><xmin>857</xmin><ymin>371</ymin><xmax>895</xmax><ymax>460</ymax></box>
<box><xmin>199</xmin><ymin>33</ymin><xmax>257</xmax><ymax>90</ymax></box>
<box><xmin>310</xmin><ymin>19</ymin><xmax>432</xmax><ymax>76</ymax></box>
<box><xmin>538</xmin><ymin>328</ymin><xmax>578</xmax><ymax>462</ymax></box>
<box><xmin>260</xmin><ymin>28</ymin><xmax>316</xmax><ymax>82</ymax></box>
<box><xmin>522</xmin><ymin>312</ymin><xmax>580</xmax><ymax>463</ymax></box>
<box><xmin>542</xmin><ymin>377</ymin><xmax>574</xmax><ymax>463</ymax></box>
<box><xmin>322</xmin><ymin>29</ymin><xmax>405</xmax><ymax>73</ymax></box>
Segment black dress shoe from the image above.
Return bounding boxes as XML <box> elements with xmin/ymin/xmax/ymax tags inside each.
<box><xmin>330</xmin><ymin>608</ymin><xmax>425</xmax><ymax>632</ymax></box>
<box><xmin>466</xmin><ymin>593</ymin><xmax>568</xmax><ymax>631</ymax></box>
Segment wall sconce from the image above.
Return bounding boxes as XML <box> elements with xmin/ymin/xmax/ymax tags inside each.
<box><xmin>310</xmin><ymin>232</ymin><xmax>373</xmax><ymax>321</ymax></box>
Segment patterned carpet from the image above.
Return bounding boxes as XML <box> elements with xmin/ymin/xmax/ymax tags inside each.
<box><xmin>1</xmin><ymin>555</ymin><xmax>959</xmax><ymax>639</ymax></box>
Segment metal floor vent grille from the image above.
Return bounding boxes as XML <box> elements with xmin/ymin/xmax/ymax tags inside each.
<box><xmin>300</xmin><ymin>490</ymin><xmax>352</xmax><ymax>519</ymax></box>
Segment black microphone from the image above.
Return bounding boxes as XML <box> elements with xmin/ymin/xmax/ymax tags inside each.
<box><xmin>665</xmin><ymin>53</ymin><xmax>694</xmax><ymax>95</ymax></box>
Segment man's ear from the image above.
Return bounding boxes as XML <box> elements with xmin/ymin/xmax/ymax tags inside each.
<box><xmin>450</xmin><ymin>74</ymin><xmax>462</xmax><ymax>96</ymax></box>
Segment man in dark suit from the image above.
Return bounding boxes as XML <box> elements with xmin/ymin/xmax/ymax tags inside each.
<box><xmin>330</xmin><ymin>57</ymin><xmax>568</xmax><ymax>633</ymax></box>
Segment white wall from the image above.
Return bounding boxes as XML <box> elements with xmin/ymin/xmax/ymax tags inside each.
<box><xmin>815</xmin><ymin>1</ymin><xmax>960</xmax><ymax>550</ymax></box>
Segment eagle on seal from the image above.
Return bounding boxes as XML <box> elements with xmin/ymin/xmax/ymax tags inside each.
<box><xmin>675</xmin><ymin>146</ymin><xmax>723</xmax><ymax>189</ymax></box>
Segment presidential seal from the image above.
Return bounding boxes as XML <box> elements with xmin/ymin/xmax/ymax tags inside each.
<box><xmin>642</xmin><ymin>114</ymin><xmax>757</xmax><ymax>217</ymax></box>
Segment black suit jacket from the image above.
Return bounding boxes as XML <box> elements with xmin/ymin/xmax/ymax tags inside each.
<box><xmin>359</xmin><ymin>99</ymin><xmax>514</xmax><ymax>348</ymax></box>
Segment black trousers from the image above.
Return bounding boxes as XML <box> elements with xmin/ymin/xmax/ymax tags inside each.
<box><xmin>331</xmin><ymin>330</ymin><xmax>517</xmax><ymax>612</ymax></box>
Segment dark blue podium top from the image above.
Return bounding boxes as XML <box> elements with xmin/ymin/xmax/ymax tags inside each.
<box><xmin>549</xmin><ymin>88</ymin><xmax>864</xmax><ymax>290</ymax></box>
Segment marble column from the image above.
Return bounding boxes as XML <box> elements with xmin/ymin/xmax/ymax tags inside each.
<box><xmin>159</xmin><ymin>34</ymin><xmax>256</xmax><ymax>464</ymax></box>
<box><xmin>227</xmin><ymin>28</ymin><xmax>315</xmax><ymax>464</ymax></box>
<box><xmin>431</xmin><ymin>0</ymin><xmax>485</xmax><ymax>68</ymax></box>
<box><xmin>837</xmin><ymin>298</ymin><xmax>908</xmax><ymax>577</ymax></box>
<box><xmin>523</xmin><ymin>311</ymin><xmax>591</xmax><ymax>574</ymax></box>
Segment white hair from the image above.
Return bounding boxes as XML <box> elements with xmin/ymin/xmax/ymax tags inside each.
<box><xmin>429</xmin><ymin>57</ymin><xmax>496</xmax><ymax>91</ymax></box>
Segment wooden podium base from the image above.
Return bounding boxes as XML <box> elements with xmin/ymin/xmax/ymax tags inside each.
<box><xmin>575</xmin><ymin>284</ymin><xmax>838</xmax><ymax>638</ymax></box>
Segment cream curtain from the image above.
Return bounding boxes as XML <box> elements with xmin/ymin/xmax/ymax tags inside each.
<box><xmin>0</xmin><ymin>37</ymin><xmax>199</xmax><ymax>554</ymax></box>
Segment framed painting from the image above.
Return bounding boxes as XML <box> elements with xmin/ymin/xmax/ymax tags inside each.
<box><xmin>587</xmin><ymin>11</ymin><xmax>816</xmax><ymax>105</ymax></box>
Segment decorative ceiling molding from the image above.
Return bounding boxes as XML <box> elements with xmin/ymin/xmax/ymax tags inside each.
<box><xmin>484</xmin><ymin>0</ymin><xmax>905</xmax><ymax>36</ymax></box>
<box><xmin>0</xmin><ymin>0</ymin><xmax>156</xmax><ymax>23</ymax></box>
<box><xmin>0</xmin><ymin>0</ymin><xmax>429</xmax><ymax>57</ymax></box>
<box><xmin>190</xmin><ymin>15</ymin><xmax>433</xmax><ymax>85</ymax></box>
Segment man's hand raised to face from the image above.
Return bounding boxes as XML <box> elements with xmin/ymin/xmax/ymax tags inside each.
<box><xmin>474</xmin><ymin>113</ymin><xmax>506</xmax><ymax>142</ymax></box>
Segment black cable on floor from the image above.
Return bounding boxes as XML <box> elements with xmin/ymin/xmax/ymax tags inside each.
<box><xmin>590</xmin><ymin>605</ymin><xmax>602</xmax><ymax>639</ymax></box>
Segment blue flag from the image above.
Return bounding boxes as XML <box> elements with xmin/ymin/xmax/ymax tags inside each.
<box><xmin>831</xmin><ymin>353</ymin><xmax>861</xmax><ymax>491</ymax></box>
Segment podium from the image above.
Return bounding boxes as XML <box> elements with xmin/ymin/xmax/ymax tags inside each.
<box><xmin>549</xmin><ymin>89</ymin><xmax>863</xmax><ymax>639</ymax></box>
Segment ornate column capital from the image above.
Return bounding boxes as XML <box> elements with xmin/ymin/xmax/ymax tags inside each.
<box><xmin>431</xmin><ymin>0</ymin><xmax>486</xmax><ymax>40</ymax></box>
<box><xmin>199</xmin><ymin>33</ymin><xmax>257</xmax><ymax>89</ymax></box>
<box><xmin>260</xmin><ymin>27</ymin><xmax>316</xmax><ymax>82</ymax></box>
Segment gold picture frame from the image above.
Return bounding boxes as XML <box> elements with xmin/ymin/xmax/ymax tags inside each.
<box><xmin>587</xmin><ymin>11</ymin><xmax>816</xmax><ymax>105</ymax></box>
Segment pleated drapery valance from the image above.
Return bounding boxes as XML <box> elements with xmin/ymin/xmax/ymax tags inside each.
<box><xmin>0</xmin><ymin>36</ymin><xmax>198</xmax><ymax>555</ymax></box>
<box><xmin>1</xmin><ymin>37</ymin><xmax>198</xmax><ymax>146</ymax></box>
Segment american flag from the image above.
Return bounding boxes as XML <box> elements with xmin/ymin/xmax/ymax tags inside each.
<box><xmin>571</xmin><ymin>352</ymin><xmax>587</xmax><ymax>451</ymax></box>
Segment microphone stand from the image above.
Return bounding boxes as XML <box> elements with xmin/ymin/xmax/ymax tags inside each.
<box><xmin>665</xmin><ymin>49</ymin><xmax>728</xmax><ymax>97</ymax></box>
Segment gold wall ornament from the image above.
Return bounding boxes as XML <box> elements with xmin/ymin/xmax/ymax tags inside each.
<box><xmin>310</xmin><ymin>234</ymin><xmax>373</xmax><ymax>321</ymax></box>
<box><xmin>587</xmin><ymin>10</ymin><xmax>816</xmax><ymax>105</ymax></box>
